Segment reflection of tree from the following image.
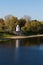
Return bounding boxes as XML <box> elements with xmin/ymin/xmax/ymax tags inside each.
<box><xmin>20</xmin><ymin>38</ymin><xmax>41</xmax><ymax>47</ymax></box>
<box><xmin>0</xmin><ymin>40</ymin><xmax>16</xmax><ymax>48</ymax></box>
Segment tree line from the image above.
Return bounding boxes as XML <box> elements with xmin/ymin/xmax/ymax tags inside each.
<box><xmin>0</xmin><ymin>15</ymin><xmax>43</xmax><ymax>35</ymax></box>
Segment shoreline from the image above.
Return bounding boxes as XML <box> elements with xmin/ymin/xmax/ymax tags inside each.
<box><xmin>1</xmin><ymin>34</ymin><xmax>43</xmax><ymax>39</ymax></box>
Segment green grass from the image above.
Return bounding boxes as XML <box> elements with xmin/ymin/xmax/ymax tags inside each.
<box><xmin>0</xmin><ymin>33</ymin><xmax>16</xmax><ymax>38</ymax></box>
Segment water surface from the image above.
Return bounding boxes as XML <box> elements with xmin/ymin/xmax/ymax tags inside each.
<box><xmin>0</xmin><ymin>38</ymin><xmax>43</xmax><ymax>65</ymax></box>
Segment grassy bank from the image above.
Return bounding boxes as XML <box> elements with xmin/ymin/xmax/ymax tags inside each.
<box><xmin>0</xmin><ymin>32</ymin><xmax>16</xmax><ymax>38</ymax></box>
<box><xmin>0</xmin><ymin>32</ymin><xmax>16</xmax><ymax>42</ymax></box>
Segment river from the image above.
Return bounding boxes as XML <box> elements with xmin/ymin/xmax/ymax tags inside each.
<box><xmin>0</xmin><ymin>38</ymin><xmax>43</xmax><ymax>65</ymax></box>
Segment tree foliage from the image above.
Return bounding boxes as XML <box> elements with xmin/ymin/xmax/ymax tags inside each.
<box><xmin>4</xmin><ymin>15</ymin><xmax>18</xmax><ymax>31</ymax></box>
<box><xmin>18</xmin><ymin>18</ymin><xmax>26</xmax><ymax>27</ymax></box>
<box><xmin>0</xmin><ymin>18</ymin><xmax>5</xmax><ymax>31</ymax></box>
<box><xmin>0</xmin><ymin>15</ymin><xmax>43</xmax><ymax>35</ymax></box>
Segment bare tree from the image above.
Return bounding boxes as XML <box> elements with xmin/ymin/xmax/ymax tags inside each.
<box><xmin>23</xmin><ymin>15</ymin><xmax>31</xmax><ymax>22</ymax></box>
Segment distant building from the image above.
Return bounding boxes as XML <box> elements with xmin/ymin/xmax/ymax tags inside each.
<box><xmin>13</xmin><ymin>25</ymin><xmax>24</xmax><ymax>36</ymax></box>
<box><xmin>16</xmin><ymin>25</ymin><xmax>20</xmax><ymax>31</ymax></box>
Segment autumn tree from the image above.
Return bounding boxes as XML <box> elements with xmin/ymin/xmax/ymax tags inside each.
<box><xmin>18</xmin><ymin>18</ymin><xmax>26</xmax><ymax>28</ymax></box>
<box><xmin>31</xmin><ymin>20</ymin><xmax>41</xmax><ymax>32</ymax></box>
<box><xmin>0</xmin><ymin>18</ymin><xmax>5</xmax><ymax>31</ymax></box>
<box><xmin>23</xmin><ymin>15</ymin><xmax>31</xmax><ymax>22</ymax></box>
<box><xmin>21</xmin><ymin>20</ymin><xmax>42</xmax><ymax>35</ymax></box>
<box><xmin>4</xmin><ymin>15</ymin><xmax>18</xmax><ymax>31</ymax></box>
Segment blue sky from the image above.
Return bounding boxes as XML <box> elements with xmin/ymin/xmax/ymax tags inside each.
<box><xmin>0</xmin><ymin>0</ymin><xmax>43</xmax><ymax>21</ymax></box>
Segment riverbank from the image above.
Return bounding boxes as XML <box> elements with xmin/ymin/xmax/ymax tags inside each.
<box><xmin>0</xmin><ymin>34</ymin><xmax>43</xmax><ymax>42</ymax></box>
<box><xmin>1</xmin><ymin>34</ymin><xmax>43</xmax><ymax>39</ymax></box>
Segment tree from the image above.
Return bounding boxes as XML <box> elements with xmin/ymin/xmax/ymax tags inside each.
<box><xmin>31</xmin><ymin>20</ymin><xmax>41</xmax><ymax>32</ymax></box>
<box><xmin>0</xmin><ymin>18</ymin><xmax>5</xmax><ymax>31</ymax></box>
<box><xmin>21</xmin><ymin>20</ymin><xmax>42</xmax><ymax>35</ymax></box>
<box><xmin>21</xmin><ymin>22</ymin><xmax>31</xmax><ymax>32</ymax></box>
<box><xmin>23</xmin><ymin>15</ymin><xmax>31</xmax><ymax>22</ymax></box>
<box><xmin>4</xmin><ymin>15</ymin><xmax>18</xmax><ymax>31</ymax></box>
<box><xmin>18</xmin><ymin>18</ymin><xmax>26</xmax><ymax>28</ymax></box>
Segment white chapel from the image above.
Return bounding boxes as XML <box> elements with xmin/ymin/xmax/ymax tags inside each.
<box><xmin>16</xmin><ymin>25</ymin><xmax>20</xmax><ymax>31</ymax></box>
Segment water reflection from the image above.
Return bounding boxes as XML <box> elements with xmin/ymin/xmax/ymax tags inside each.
<box><xmin>0</xmin><ymin>38</ymin><xmax>43</xmax><ymax>65</ymax></box>
<box><xmin>14</xmin><ymin>48</ymin><xmax>20</xmax><ymax>65</ymax></box>
<box><xmin>0</xmin><ymin>37</ymin><xmax>43</xmax><ymax>48</ymax></box>
<box><xmin>16</xmin><ymin>39</ymin><xmax>20</xmax><ymax>48</ymax></box>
